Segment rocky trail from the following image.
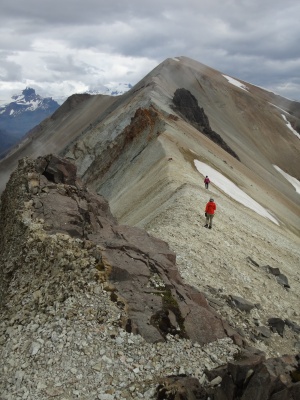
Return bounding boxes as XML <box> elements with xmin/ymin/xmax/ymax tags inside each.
<box><xmin>145</xmin><ymin>181</ymin><xmax>300</xmax><ymax>359</ymax></box>
<box><xmin>0</xmin><ymin>155</ymin><xmax>299</xmax><ymax>400</ymax></box>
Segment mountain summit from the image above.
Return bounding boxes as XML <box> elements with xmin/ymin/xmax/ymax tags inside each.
<box><xmin>0</xmin><ymin>56</ymin><xmax>300</xmax><ymax>398</ymax></box>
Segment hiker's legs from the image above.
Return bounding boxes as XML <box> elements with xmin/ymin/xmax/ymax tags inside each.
<box><xmin>208</xmin><ymin>214</ymin><xmax>214</xmax><ymax>227</ymax></box>
<box><xmin>206</xmin><ymin>214</ymin><xmax>210</xmax><ymax>225</ymax></box>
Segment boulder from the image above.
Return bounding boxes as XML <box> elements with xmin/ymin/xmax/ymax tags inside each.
<box><xmin>263</xmin><ymin>265</ymin><xmax>290</xmax><ymax>289</ymax></box>
<box><xmin>156</xmin><ymin>376</ymin><xmax>206</xmax><ymax>400</ymax></box>
<box><xmin>268</xmin><ymin>317</ymin><xmax>285</xmax><ymax>337</ymax></box>
<box><xmin>205</xmin><ymin>353</ymin><xmax>300</xmax><ymax>400</ymax></box>
<box><xmin>228</xmin><ymin>295</ymin><xmax>256</xmax><ymax>312</ymax></box>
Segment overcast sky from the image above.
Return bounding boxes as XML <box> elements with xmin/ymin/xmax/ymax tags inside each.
<box><xmin>1</xmin><ymin>0</ymin><xmax>300</xmax><ymax>104</ymax></box>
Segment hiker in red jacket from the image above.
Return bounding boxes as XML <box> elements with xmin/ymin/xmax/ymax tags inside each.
<box><xmin>204</xmin><ymin>198</ymin><xmax>216</xmax><ymax>229</ymax></box>
<box><xmin>204</xmin><ymin>176</ymin><xmax>210</xmax><ymax>189</ymax></box>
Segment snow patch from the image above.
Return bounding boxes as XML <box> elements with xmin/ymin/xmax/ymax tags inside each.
<box><xmin>222</xmin><ymin>75</ymin><xmax>249</xmax><ymax>92</ymax></box>
<box><xmin>194</xmin><ymin>160</ymin><xmax>279</xmax><ymax>225</ymax></box>
<box><xmin>273</xmin><ymin>165</ymin><xmax>300</xmax><ymax>194</ymax></box>
<box><xmin>281</xmin><ymin>114</ymin><xmax>300</xmax><ymax>139</ymax></box>
<box><xmin>269</xmin><ymin>103</ymin><xmax>291</xmax><ymax>115</ymax></box>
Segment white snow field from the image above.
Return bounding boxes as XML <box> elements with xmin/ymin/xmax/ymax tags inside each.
<box><xmin>194</xmin><ymin>160</ymin><xmax>279</xmax><ymax>225</ymax></box>
<box><xmin>222</xmin><ymin>75</ymin><xmax>249</xmax><ymax>92</ymax></box>
<box><xmin>274</xmin><ymin>165</ymin><xmax>300</xmax><ymax>194</ymax></box>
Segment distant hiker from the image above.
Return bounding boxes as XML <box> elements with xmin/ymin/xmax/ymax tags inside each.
<box><xmin>204</xmin><ymin>176</ymin><xmax>210</xmax><ymax>189</ymax></box>
<box><xmin>204</xmin><ymin>198</ymin><xmax>216</xmax><ymax>229</ymax></box>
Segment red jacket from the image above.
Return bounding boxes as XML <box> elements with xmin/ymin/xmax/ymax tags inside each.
<box><xmin>205</xmin><ymin>201</ymin><xmax>216</xmax><ymax>215</ymax></box>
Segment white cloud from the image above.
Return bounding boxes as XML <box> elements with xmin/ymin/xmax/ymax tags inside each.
<box><xmin>194</xmin><ymin>160</ymin><xmax>279</xmax><ymax>225</ymax></box>
<box><xmin>1</xmin><ymin>1</ymin><xmax>300</xmax><ymax>102</ymax></box>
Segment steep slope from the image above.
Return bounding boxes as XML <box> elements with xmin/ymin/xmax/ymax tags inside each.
<box><xmin>0</xmin><ymin>93</ymin><xmax>119</xmax><ymax>193</ymax></box>
<box><xmin>57</xmin><ymin>56</ymin><xmax>300</xmax><ymax>234</ymax></box>
<box><xmin>0</xmin><ymin>57</ymin><xmax>299</xmax><ymax>231</ymax></box>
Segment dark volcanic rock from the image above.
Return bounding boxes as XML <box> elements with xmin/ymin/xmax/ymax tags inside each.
<box><xmin>0</xmin><ymin>154</ymin><xmax>243</xmax><ymax>345</ymax></box>
<box><xmin>155</xmin><ymin>353</ymin><xmax>300</xmax><ymax>400</ymax></box>
<box><xmin>156</xmin><ymin>376</ymin><xmax>206</xmax><ymax>400</ymax></box>
<box><xmin>205</xmin><ymin>353</ymin><xmax>300</xmax><ymax>400</ymax></box>
<box><xmin>172</xmin><ymin>88</ymin><xmax>240</xmax><ymax>160</ymax></box>
<box><xmin>263</xmin><ymin>265</ymin><xmax>290</xmax><ymax>288</ymax></box>
<box><xmin>268</xmin><ymin>317</ymin><xmax>286</xmax><ymax>337</ymax></box>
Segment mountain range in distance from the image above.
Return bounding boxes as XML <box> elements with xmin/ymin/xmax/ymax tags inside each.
<box><xmin>0</xmin><ymin>88</ymin><xmax>60</xmax><ymax>158</ymax></box>
<box><xmin>0</xmin><ymin>83</ymin><xmax>133</xmax><ymax>158</ymax></box>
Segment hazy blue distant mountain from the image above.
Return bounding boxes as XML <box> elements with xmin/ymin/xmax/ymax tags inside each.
<box><xmin>0</xmin><ymin>88</ymin><xmax>59</xmax><ymax>157</ymax></box>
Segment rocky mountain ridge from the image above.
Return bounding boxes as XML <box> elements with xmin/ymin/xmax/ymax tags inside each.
<box><xmin>0</xmin><ymin>56</ymin><xmax>300</xmax><ymax>398</ymax></box>
<box><xmin>0</xmin><ymin>155</ymin><xmax>299</xmax><ymax>399</ymax></box>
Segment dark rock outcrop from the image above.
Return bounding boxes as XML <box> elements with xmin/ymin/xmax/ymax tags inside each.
<box><xmin>154</xmin><ymin>353</ymin><xmax>300</xmax><ymax>400</ymax></box>
<box><xmin>263</xmin><ymin>265</ymin><xmax>290</xmax><ymax>289</ymax></box>
<box><xmin>0</xmin><ymin>154</ymin><xmax>243</xmax><ymax>345</ymax></box>
<box><xmin>205</xmin><ymin>352</ymin><xmax>300</xmax><ymax>400</ymax></box>
<box><xmin>247</xmin><ymin>258</ymin><xmax>290</xmax><ymax>289</ymax></box>
<box><xmin>268</xmin><ymin>317</ymin><xmax>286</xmax><ymax>337</ymax></box>
<box><xmin>172</xmin><ymin>88</ymin><xmax>240</xmax><ymax>160</ymax></box>
<box><xmin>156</xmin><ymin>376</ymin><xmax>206</xmax><ymax>400</ymax></box>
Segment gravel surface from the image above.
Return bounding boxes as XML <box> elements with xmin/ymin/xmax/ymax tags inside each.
<box><xmin>0</xmin><ymin>226</ymin><xmax>239</xmax><ymax>400</ymax></box>
<box><xmin>144</xmin><ymin>182</ymin><xmax>300</xmax><ymax>358</ymax></box>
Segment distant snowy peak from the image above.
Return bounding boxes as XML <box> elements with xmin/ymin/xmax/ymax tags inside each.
<box><xmin>0</xmin><ymin>88</ymin><xmax>59</xmax><ymax>117</ymax></box>
<box><xmin>84</xmin><ymin>83</ymin><xmax>133</xmax><ymax>97</ymax></box>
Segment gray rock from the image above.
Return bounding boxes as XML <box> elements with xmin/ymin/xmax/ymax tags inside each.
<box><xmin>256</xmin><ymin>325</ymin><xmax>271</xmax><ymax>339</ymax></box>
<box><xmin>29</xmin><ymin>341</ymin><xmax>41</xmax><ymax>356</ymax></box>
<box><xmin>263</xmin><ymin>265</ymin><xmax>290</xmax><ymax>288</ymax></box>
<box><xmin>228</xmin><ymin>295</ymin><xmax>255</xmax><ymax>312</ymax></box>
<box><xmin>285</xmin><ymin>319</ymin><xmax>300</xmax><ymax>334</ymax></box>
<box><xmin>268</xmin><ymin>317</ymin><xmax>285</xmax><ymax>337</ymax></box>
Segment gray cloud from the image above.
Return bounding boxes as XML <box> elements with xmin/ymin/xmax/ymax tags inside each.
<box><xmin>1</xmin><ymin>0</ymin><xmax>300</xmax><ymax>102</ymax></box>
